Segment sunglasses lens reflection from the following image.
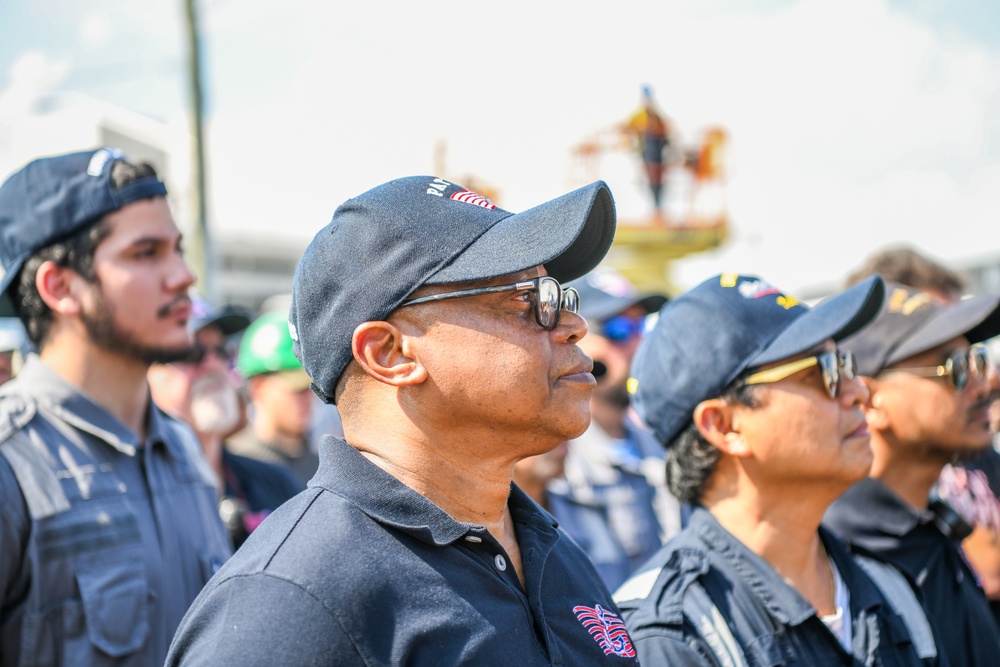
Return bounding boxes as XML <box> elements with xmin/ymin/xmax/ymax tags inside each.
<box><xmin>537</xmin><ymin>278</ymin><xmax>559</xmax><ymax>329</ymax></box>
<box><xmin>818</xmin><ymin>353</ymin><xmax>839</xmax><ymax>399</ymax></box>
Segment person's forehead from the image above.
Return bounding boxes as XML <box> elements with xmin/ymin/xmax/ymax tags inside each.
<box><xmin>195</xmin><ymin>324</ymin><xmax>225</xmax><ymax>345</ymax></box>
<box><xmin>101</xmin><ymin>197</ymin><xmax>178</xmax><ymax>242</ymax></box>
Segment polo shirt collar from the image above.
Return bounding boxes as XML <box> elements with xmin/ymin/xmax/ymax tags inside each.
<box><xmin>839</xmin><ymin>477</ymin><xmax>930</xmax><ymax>537</ymax></box>
<box><xmin>313</xmin><ymin>436</ymin><xmax>552</xmax><ymax>546</ymax></box>
<box><xmin>689</xmin><ymin>506</ymin><xmax>883</xmax><ymax>626</ymax></box>
<box><xmin>14</xmin><ymin>354</ymin><xmax>175</xmax><ymax>457</ymax></box>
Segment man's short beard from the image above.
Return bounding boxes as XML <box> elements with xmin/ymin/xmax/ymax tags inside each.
<box><xmin>81</xmin><ymin>287</ymin><xmax>192</xmax><ymax>365</ymax></box>
<box><xmin>594</xmin><ymin>381</ymin><xmax>631</xmax><ymax>410</ymax></box>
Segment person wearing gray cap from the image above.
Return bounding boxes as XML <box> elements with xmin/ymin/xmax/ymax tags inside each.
<box><xmin>540</xmin><ymin>266</ymin><xmax>678</xmax><ymax>591</ymax></box>
<box><xmin>0</xmin><ymin>149</ymin><xmax>232</xmax><ymax>666</ymax></box>
<box><xmin>613</xmin><ymin>273</ymin><xmax>932</xmax><ymax>666</ymax></box>
<box><xmin>824</xmin><ymin>282</ymin><xmax>1000</xmax><ymax>667</ymax></box>
<box><xmin>167</xmin><ymin>176</ymin><xmax>641</xmax><ymax>665</ymax></box>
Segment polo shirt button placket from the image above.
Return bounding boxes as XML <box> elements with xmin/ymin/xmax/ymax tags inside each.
<box><xmin>494</xmin><ymin>554</ymin><xmax>507</xmax><ymax>572</ymax></box>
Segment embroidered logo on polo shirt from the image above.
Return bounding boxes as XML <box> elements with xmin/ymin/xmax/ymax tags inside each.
<box><xmin>450</xmin><ymin>189</ymin><xmax>496</xmax><ymax>210</ymax></box>
<box><xmin>573</xmin><ymin>604</ymin><xmax>636</xmax><ymax>658</ymax></box>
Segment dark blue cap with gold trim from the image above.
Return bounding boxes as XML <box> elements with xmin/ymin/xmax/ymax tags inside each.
<box><xmin>629</xmin><ymin>273</ymin><xmax>884</xmax><ymax>447</ymax></box>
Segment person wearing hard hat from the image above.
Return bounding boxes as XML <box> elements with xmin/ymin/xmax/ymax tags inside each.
<box><xmin>228</xmin><ymin>309</ymin><xmax>318</xmax><ymax>486</ymax></box>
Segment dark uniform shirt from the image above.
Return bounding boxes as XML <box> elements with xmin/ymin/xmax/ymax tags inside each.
<box><xmin>219</xmin><ymin>449</ymin><xmax>302</xmax><ymax>548</ymax></box>
<box><xmin>825</xmin><ymin>477</ymin><xmax>1000</xmax><ymax>667</ymax></box>
<box><xmin>552</xmin><ymin>419</ymin><xmax>681</xmax><ymax>591</ymax></box>
<box><xmin>0</xmin><ymin>356</ymin><xmax>232</xmax><ymax>666</ymax></box>
<box><xmin>934</xmin><ymin>449</ymin><xmax>1000</xmax><ymax>627</ymax></box>
<box><xmin>226</xmin><ymin>427</ymin><xmax>319</xmax><ymax>487</ymax></box>
<box><xmin>615</xmin><ymin>506</ymin><xmax>925</xmax><ymax>666</ymax></box>
<box><xmin>167</xmin><ymin>436</ymin><xmax>640</xmax><ymax>666</ymax></box>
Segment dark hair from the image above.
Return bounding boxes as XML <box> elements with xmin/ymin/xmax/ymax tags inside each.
<box><xmin>845</xmin><ymin>246</ymin><xmax>965</xmax><ymax>297</ymax></box>
<box><xmin>12</xmin><ymin>160</ymin><xmax>159</xmax><ymax>348</ymax></box>
<box><xmin>665</xmin><ymin>379</ymin><xmax>760</xmax><ymax>504</ymax></box>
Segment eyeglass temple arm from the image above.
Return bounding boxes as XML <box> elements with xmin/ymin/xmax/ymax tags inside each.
<box><xmin>879</xmin><ymin>366</ymin><xmax>948</xmax><ymax>378</ymax></box>
<box><xmin>744</xmin><ymin>357</ymin><xmax>819</xmax><ymax>385</ymax></box>
<box><xmin>402</xmin><ymin>281</ymin><xmax>536</xmax><ymax>306</ymax></box>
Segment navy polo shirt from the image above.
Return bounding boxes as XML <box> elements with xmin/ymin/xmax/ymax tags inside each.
<box><xmin>615</xmin><ymin>507</ymin><xmax>924</xmax><ymax>666</ymax></box>
<box><xmin>167</xmin><ymin>436</ymin><xmax>640</xmax><ymax>666</ymax></box>
<box><xmin>825</xmin><ymin>477</ymin><xmax>1000</xmax><ymax>667</ymax></box>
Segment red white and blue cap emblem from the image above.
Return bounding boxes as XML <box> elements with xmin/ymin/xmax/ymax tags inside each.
<box><xmin>573</xmin><ymin>604</ymin><xmax>636</xmax><ymax>658</ymax></box>
<box><xmin>450</xmin><ymin>189</ymin><xmax>496</xmax><ymax>210</ymax></box>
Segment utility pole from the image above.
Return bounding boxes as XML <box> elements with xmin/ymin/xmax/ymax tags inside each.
<box><xmin>183</xmin><ymin>0</ymin><xmax>212</xmax><ymax>300</ymax></box>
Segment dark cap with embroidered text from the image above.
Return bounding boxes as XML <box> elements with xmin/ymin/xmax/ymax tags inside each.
<box><xmin>289</xmin><ymin>176</ymin><xmax>617</xmax><ymax>403</ymax></box>
<box><xmin>629</xmin><ymin>273</ymin><xmax>884</xmax><ymax>447</ymax></box>
<box><xmin>841</xmin><ymin>282</ymin><xmax>1000</xmax><ymax>376</ymax></box>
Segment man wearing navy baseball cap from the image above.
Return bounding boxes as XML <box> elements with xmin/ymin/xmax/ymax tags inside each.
<box><xmin>168</xmin><ymin>176</ymin><xmax>642</xmax><ymax>665</ymax></box>
<box><xmin>825</xmin><ymin>282</ymin><xmax>1000</xmax><ymax>667</ymax></box>
<box><xmin>613</xmin><ymin>273</ymin><xmax>932</xmax><ymax>665</ymax></box>
<box><xmin>0</xmin><ymin>149</ymin><xmax>232</xmax><ymax>666</ymax></box>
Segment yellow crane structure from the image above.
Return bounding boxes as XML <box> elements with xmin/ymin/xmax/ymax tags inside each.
<box><xmin>571</xmin><ymin>89</ymin><xmax>730</xmax><ymax>296</ymax></box>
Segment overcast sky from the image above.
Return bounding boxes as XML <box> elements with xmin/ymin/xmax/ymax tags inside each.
<box><xmin>2</xmin><ymin>0</ymin><xmax>1000</xmax><ymax>296</ymax></box>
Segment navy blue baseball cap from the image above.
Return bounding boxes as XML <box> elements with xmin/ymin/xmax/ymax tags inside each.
<box><xmin>629</xmin><ymin>273</ymin><xmax>885</xmax><ymax>447</ymax></box>
<box><xmin>289</xmin><ymin>175</ymin><xmax>616</xmax><ymax>403</ymax></box>
<box><xmin>842</xmin><ymin>282</ymin><xmax>1000</xmax><ymax>377</ymax></box>
<box><xmin>568</xmin><ymin>266</ymin><xmax>668</xmax><ymax>324</ymax></box>
<box><xmin>0</xmin><ymin>148</ymin><xmax>167</xmax><ymax>301</ymax></box>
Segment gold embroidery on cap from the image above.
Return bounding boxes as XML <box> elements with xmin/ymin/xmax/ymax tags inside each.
<box><xmin>776</xmin><ymin>295</ymin><xmax>799</xmax><ymax>310</ymax></box>
<box><xmin>887</xmin><ymin>288</ymin><xmax>933</xmax><ymax>315</ymax></box>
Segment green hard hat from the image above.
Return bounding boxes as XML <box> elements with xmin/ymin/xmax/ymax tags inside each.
<box><xmin>236</xmin><ymin>309</ymin><xmax>304</xmax><ymax>378</ymax></box>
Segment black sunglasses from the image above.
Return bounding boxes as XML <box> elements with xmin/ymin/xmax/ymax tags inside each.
<box><xmin>400</xmin><ymin>276</ymin><xmax>579</xmax><ymax>330</ymax></box>
<box><xmin>182</xmin><ymin>342</ymin><xmax>231</xmax><ymax>366</ymax></box>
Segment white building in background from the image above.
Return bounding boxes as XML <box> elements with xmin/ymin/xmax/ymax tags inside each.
<box><xmin>0</xmin><ymin>95</ymin><xmax>304</xmax><ymax>314</ymax></box>
<box><xmin>213</xmin><ymin>234</ymin><xmax>304</xmax><ymax>312</ymax></box>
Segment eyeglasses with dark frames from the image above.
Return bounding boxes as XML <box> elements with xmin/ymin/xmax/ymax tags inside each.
<box><xmin>399</xmin><ymin>276</ymin><xmax>579</xmax><ymax>330</ymax></box>
<box><xmin>181</xmin><ymin>342</ymin><xmax>231</xmax><ymax>366</ymax></box>
<box><xmin>743</xmin><ymin>349</ymin><xmax>857</xmax><ymax>400</ymax></box>
<box><xmin>880</xmin><ymin>345</ymin><xmax>989</xmax><ymax>391</ymax></box>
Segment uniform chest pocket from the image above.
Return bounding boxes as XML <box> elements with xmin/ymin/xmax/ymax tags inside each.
<box><xmin>75</xmin><ymin>559</ymin><xmax>150</xmax><ymax>658</ymax></box>
<box><xmin>19</xmin><ymin>558</ymin><xmax>151</xmax><ymax>667</ymax></box>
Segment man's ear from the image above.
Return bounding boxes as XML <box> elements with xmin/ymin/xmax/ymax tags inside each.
<box><xmin>351</xmin><ymin>321</ymin><xmax>428</xmax><ymax>389</ymax></box>
<box><xmin>34</xmin><ymin>260</ymin><xmax>84</xmax><ymax>317</ymax></box>
<box><xmin>693</xmin><ymin>398</ymin><xmax>752</xmax><ymax>458</ymax></box>
<box><xmin>861</xmin><ymin>376</ymin><xmax>889</xmax><ymax>430</ymax></box>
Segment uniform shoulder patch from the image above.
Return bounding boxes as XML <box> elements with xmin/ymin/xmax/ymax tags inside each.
<box><xmin>572</xmin><ymin>603</ymin><xmax>636</xmax><ymax>658</ymax></box>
